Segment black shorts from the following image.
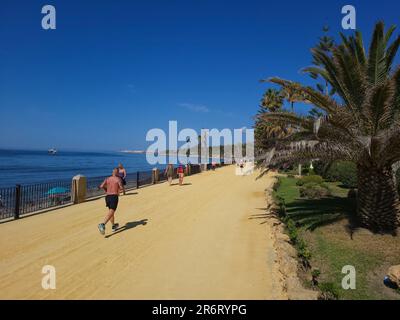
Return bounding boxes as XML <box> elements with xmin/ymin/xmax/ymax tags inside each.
<box><xmin>105</xmin><ymin>195</ymin><xmax>119</xmax><ymax>210</ymax></box>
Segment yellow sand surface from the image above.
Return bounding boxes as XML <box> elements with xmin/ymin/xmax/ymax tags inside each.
<box><xmin>0</xmin><ymin>166</ymin><xmax>285</xmax><ymax>299</ymax></box>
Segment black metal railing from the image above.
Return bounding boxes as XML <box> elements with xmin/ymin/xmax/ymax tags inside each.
<box><xmin>19</xmin><ymin>180</ymin><xmax>72</xmax><ymax>215</ymax></box>
<box><xmin>0</xmin><ymin>180</ymin><xmax>72</xmax><ymax>220</ymax></box>
<box><xmin>0</xmin><ymin>186</ymin><xmax>16</xmax><ymax>219</ymax></box>
<box><xmin>86</xmin><ymin>176</ymin><xmax>108</xmax><ymax>199</ymax></box>
<box><xmin>125</xmin><ymin>172</ymin><xmax>138</xmax><ymax>189</ymax></box>
<box><xmin>138</xmin><ymin>170</ymin><xmax>152</xmax><ymax>187</ymax></box>
<box><xmin>0</xmin><ymin>163</ymin><xmax>225</xmax><ymax>221</ymax></box>
<box><xmin>191</xmin><ymin>164</ymin><xmax>201</xmax><ymax>174</ymax></box>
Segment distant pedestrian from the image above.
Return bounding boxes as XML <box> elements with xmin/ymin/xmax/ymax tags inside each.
<box><xmin>165</xmin><ymin>164</ymin><xmax>174</xmax><ymax>186</ymax></box>
<box><xmin>239</xmin><ymin>159</ymin><xmax>244</xmax><ymax>174</ymax></box>
<box><xmin>98</xmin><ymin>168</ymin><xmax>123</xmax><ymax>236</ymax></box>
<box><xmin>117</xmin><ymin>163</ymin><xmax>127</xmax><ymax>195</ymax></box>
<box><xmin>177</xmin><ymin>164</ymin><xmax>184</xmax><ymax>186</ymax></box>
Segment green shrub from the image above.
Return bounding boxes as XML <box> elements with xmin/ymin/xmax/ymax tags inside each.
<box><xmin>286</xmin><ymin>219</ymin><xmax>298</xmax><ymax>244</ymax></box>
<box><xmin>282</xmin><ymin>165</ymin><xmax>294</xmax><ymax>173</ymax></box>
<box><xmin>312</xmin><ymin>160</ymin><xmax>326</xmax><ymax>176</ymax></box>
<box><xmin>311</xmin><ymin>269</ymin><xmax>321</xmax><ymax>286</ymax></box>
<box><xmin>272</xmin><ymin>179</ymin><xmax>281</xmax><ymax>192</ymax></box>
<box><xmin>296</xmin><ymin>175</ymin><xmax>324</xmax><ymax>186</ymax></box>
<box><xmin>318</xmin><ymin>282</ymin><xmax>340</xmax><ymax>300</ymax></box>
<box><xmin>325</xmin><ymin>161</ymin><xmax>357</xmax><ymax>188</ymax></box>
<box><xmin>297</xmin><ymin>238</ymin><xmax>312</xmax><ymax>260</ymax></box>
<box><xmin>311</xmin><ymin>269</ymin><xmax>321</xmax><ymax>278</ymax></box>
<box><xmin>347</xmin><ymin>188</ymin><xmax>357</xmax><ymax>199</ymax></box>
<box><xmin>275</xmin><ymin>195</ymin><xmax>287</xmax><ymax>218</ymax></box>
<box><xmin>299</xmin><ymin>182</ymin><xmax>331</xmax><ymax>199</ymax></box>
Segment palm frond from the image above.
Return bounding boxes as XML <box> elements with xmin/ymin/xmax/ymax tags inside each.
<box><xmin>262</xmin><ymin>112</ymin><xmax>313</xmax><ymax>130</ymax></box>
<box><xmin>367</xmin><ymin>21</ymin><xmax>388</xmax><ymax>85</ymax></box>
<box><xmin>386</xmin><ymin>35</ymin><xmax>400</xmax><ymax>72</ymax></box>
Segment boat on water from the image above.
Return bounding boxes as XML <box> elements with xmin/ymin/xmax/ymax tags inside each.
<box><xmin>48</xmin><ymin>148</ymin><xmax>57</xmax><ymax>155</ymax></box>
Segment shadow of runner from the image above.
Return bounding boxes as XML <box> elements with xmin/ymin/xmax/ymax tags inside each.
<box><xmin>105</xmin><ymin>219</ymin><xmax>148</xmax><ymax>238</ymax></box>
<box><xmin>122</xmin><ymin>192</ymin><xmax>139</xmax><ymax>196</ymax></box>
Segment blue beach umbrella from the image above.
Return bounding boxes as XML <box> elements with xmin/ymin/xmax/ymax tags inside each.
<box><xmin>46</xmin><ymin>187</ymin><xmax>69</xmax><ymax>196</ymax></box>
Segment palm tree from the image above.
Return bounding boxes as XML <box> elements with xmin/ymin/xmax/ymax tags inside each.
<box><xmin>255</xmin><ymin>89</ymin><xmax>292</xmax><ymax>153</ymax></box>
<box><xmin>281</xmin><ymin>82</ymin><xmax>306</xmax><ymax>113</ymax></box>
<box><xmin>310</xmin><ymin>25</ymin><xmax>336</xmax><ymax>96</ymax></box>
<box><xmin>260</xmin><ymin>88</ymin><xmax>284</xmax><ymax>113</ymax></box>
<box><xmin>261</xmin><ymin>22</ymin><xmax>400</xmax><ymax>233</ymax></box>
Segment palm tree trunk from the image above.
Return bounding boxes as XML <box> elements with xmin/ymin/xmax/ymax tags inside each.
<box><xmin>357</xmin><ymin>164</ymin><xmax>400</xmax><ymax>233</ymax></box>
<box><xmin>291</xmin><ymin>101</ymin><xmax>294</xmax><ymax>113</ymax></box>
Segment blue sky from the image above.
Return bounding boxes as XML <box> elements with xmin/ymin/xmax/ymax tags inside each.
<box><xmin>1</xmin><ymin>0</ymin><xmax>400</xmax><ymax>151</ymax></box>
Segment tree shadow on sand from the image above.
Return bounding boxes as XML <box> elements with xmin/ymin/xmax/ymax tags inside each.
<box><xmin>105</xmin><ymin>219</ymin><xmax>148</xmax><ymax>238</ymax></box>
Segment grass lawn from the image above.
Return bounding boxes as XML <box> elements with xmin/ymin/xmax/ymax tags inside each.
<box><xmin>275</xmin><ymin>176</ymin><xmax>400</xmax><ymax>300</ymax></box>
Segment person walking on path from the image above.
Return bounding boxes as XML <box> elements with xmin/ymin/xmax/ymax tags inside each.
<box><xmin>239</xmin><ymin>159</ymin><xmax>244</xmax><ymax>175</ymax></box>
<box><xmin>98</xmin><ymin>168</ymin><xmax>123</xmax><ymax>235</ymax></box>
<box><xmin>177</xmin><ymin>164</ymin><xmax>184</xmax><ymax>186</ymax></box>
<box><xmin>165</xmin><ymin>164</ymin><xmax>174</xmax><ymax>186</ymax></box>
<box><xmin>117</xmin><ymin>163</ymin><xmax>127</xmax><ymax>195</ymax></box>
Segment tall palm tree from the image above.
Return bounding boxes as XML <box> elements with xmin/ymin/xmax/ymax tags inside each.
<box><xmin>310</xmin><ymin>25</ymin><xmax>336</xmax><ymax>96</ymax></box>
<box><xmin>255</xmin><ymin>89</ymin><xmax>293</xmax><ymax>153</ymax></box>
<box><xmin>261</xmin><ymin>22</ymin><xmax>400</xmax><ymax>233</ymax></box>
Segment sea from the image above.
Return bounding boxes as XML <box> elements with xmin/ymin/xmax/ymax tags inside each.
<box><xmin>0</xmin><ymin>149</ymin><xmax>171</xmax><ymax>188</ymax></box>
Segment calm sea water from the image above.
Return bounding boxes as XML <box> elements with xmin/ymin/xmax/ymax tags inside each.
<box><xmin>0</xmin><ymin>150</ymin><xmax>167</xmax><ymax>188</ymax></box>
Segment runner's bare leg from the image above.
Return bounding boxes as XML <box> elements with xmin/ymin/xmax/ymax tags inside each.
<box><xmin>104</xmin><ymin>209</ymin><xmax>115</xmax><ymax>225</ymax></box>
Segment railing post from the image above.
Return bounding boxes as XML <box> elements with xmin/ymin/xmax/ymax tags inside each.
<box><xmin>152</xmin><ymin>168</ymin><xmax>159</xmax><ymax>184</ymax></box>
<box><xmin>14</xmin><ymin>184</ymin><xmax>21</xmax><ymax>220</ymax></box>
<box><xmin>136</xmin><ymin>171</ymin><xmax>140</xmax><ymax>189</ymax></box>
<box><xmin>72</xmin><ymin>175</ymin><xmax>87</xmax><ymax>204</ymax></box>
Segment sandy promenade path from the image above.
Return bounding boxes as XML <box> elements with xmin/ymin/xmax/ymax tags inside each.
<box><xmin>0</xmin><ymin>166</ymin><xmax>285</xmax><ymax>299</ymax></box>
